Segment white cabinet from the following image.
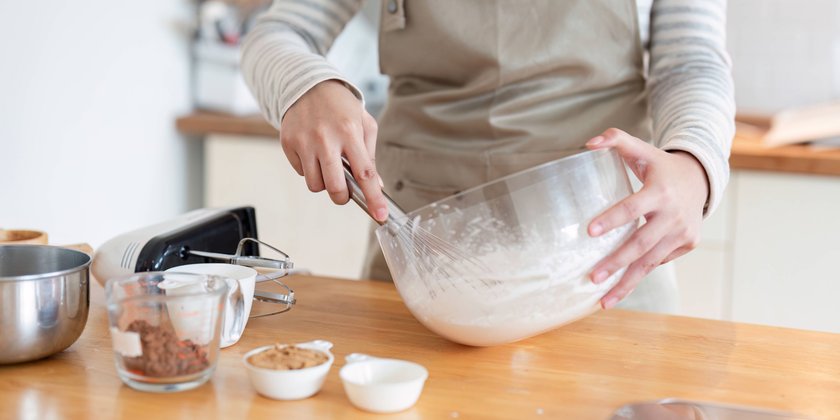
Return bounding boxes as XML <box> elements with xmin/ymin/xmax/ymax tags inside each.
<box><xmin>729</xmin><ymin>171</ymin><xmax>840</xmax><ymax>333</ymax></box>
<box><xmin>673</xmin><ymin>181</ymin><xmax>734</xmax><ymax>320</ymax></box>
<box><xmin>674</xmin><ymin>170</ymin><xmax>840</xmax><ymax>334</ymax></box>
<box><xmin>204</xmin><ymin>134</ymin><xmax>840</xmax><ymax>333</ymax></box>
<box><xmin>204</xmin><ymin>134</ymin><xmax>372</xmax><ymax>280</ymax></box>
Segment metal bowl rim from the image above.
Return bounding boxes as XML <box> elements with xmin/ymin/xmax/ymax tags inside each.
<box><xmin>0</xmin><ymin>245</ymin><xmax>92</xmax><ymax>282</ymax></box>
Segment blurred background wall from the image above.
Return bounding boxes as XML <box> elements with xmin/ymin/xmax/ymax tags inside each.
<box><xmin>727</xmin><ymin>0</ymin><xmax>840</xmax><ymax>111</ymax></box>
<box><xmin>2</xmin><ymin>0</ymin><xmax>840</xmax><ymax>322</ymax></box>
<box><xmin>0</xmin><ymin>0</ymin><xmax>202</xmax><ymax>246</ymax></box>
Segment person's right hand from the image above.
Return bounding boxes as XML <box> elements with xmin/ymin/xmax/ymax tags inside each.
<box><xmin>280</xmin><ymin>80</ymin><xmax>388</xmax><ymax>222</ymax></box>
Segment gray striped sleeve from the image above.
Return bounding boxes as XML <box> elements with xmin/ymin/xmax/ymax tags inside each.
<box><xmin>648</xmin><ymin>0</ymin><xmax>735</xmax><ymax>216</ymax></box>
<box><xmin>241</xmin><ymin>0</ymin><xmax>364</xmax><ymax>129</ymax></box>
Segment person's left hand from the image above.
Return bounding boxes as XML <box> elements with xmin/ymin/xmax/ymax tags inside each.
<box><xmin>585</xmin><ymin>128</ymin><xmax>709</xmax><ymax>309</ymax></box>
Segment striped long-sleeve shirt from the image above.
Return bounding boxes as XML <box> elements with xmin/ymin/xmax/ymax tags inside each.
<box><xmin>241</xmin><ymin>0</ymin><xmax>735</xmax><ymax>215</ymax></box>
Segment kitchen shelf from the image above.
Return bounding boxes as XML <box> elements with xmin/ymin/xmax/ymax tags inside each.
<box><xmin>177</xmin><ymin>111</ymin><xmax>840</xmax><ymax>177</ymax></box>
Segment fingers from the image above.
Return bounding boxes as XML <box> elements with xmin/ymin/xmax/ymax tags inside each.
<box><xmin>581</xmin><ymin>131</ymin><xmax>707</xmax><ymax>309</ymax></box>
<box><xmin>362</xmin><ymin>112</ymin><xmax>378</xmax><ymax>159</ymax></box>
<box><xmin>321</xmin><ymin>153</ymin><xmax>349</xmax><ymax>205</ymax></box>
<box><xmin>585</xmin><ymin>128</ymin><xmax>661</xmax><ymax>180</ymax></box>
<box><xmin>588</xmin><ymin>189</ymin><xmax>655</xmax><ymax>238</ymax></box>
<box><xmin>345</xmin><ymin>140</ymin><xmax>388</xmax><ymax>222</ymax></box>
<box><xmin>600</xmin><ymin>235</ymin><xmax>677</xmax><ymax>309</ymax></box>
<box><xmin>300</xmin><ymin>156</ymin><xmax>325</xmax><ymax>193</ymax></box>
<box><xmin>661</xmin><ymin>246</ymin><xmax>692</xmax><ymax>265</ymax></box>
<box><xmin>586</xmin><ymin>128</ymin><xmax>659</xmax><ymax>160</ymax></box>
<box><xmin>283</xmin><ymin>144</ymin><xmax>304</xmax><ymax>176</ymax></box>
<box><xmin>280</xmin><ymin>80</ymin><xmax>378</xmax><ymax>210</ymax></box>
<box><xmin>284</xmin><ymin>136</ymin><xmax>327</xmax><ymax>193</ymax></box>
<box><xmin>361</xmin><ymin>111</ymin><xmax>383</xmax><ymax>189</ymax></box>
<box><xmin>590</xmin><ymin>217</ymin><xmax>669</xmax><ymax>285</ymax></box>
<box><xmin>320</xmin><ymin>118</ymin><xmax>370</xmax><ymax>206</ymax></box>
<box><xmin>282</xmin><ymin>112</ymin><xmax>375</xmax><ymax>207</ymax></box>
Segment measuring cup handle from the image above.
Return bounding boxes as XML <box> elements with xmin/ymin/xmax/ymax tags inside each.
<box><xmin>221</xmin><ymin>278</ymin><xmax>246</xmax><ymax>348</ymax></box>
<box><xmin>345</xmin><ymin>353</ymin><xmax>377</xmax><ymax>364</ymax></box>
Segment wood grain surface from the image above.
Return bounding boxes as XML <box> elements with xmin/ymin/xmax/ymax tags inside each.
<box><xmin>0</xmin><ymin>229</ymin><xmax>48</xmax><ymax>245</ymax></box>
<box><xmin>1</xmin><ymin>275</ymin><xmax>838</xmax><ymax>419</ymax></box>
<box><xmin>176</xmin><ymin>112</ymin><xmax>277</xmax><ymax>138</ymax></box>
<box><xmin>731</xmin><ymin>131</ymin><xmax>840</xmax><ymax>177</ymax></box>
<box><xmin>176</xmin><ymin>111</ymin><xmax>840</xmax><ymax>178</ymax></box>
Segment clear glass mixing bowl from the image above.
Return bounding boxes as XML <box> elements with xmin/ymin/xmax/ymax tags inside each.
<box><xmin>376</xmin><ymin>148</ymin><xmax>636</xmax><ymax>346</ymax></box>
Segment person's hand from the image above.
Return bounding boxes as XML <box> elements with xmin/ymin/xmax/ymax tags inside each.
<box><xmin>280</xmin><ymin>80</ymin><xmax>387</xmax><ymax>222</ymax></box>
<box><xmin>585</xmin><ymin>128</ymin><xmax>709</xmax><ymax>309</ymax></box>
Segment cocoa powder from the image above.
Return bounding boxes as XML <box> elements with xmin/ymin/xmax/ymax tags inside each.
<box><xmin>122</xmin><ymin>320</ymin><xmax>210</xmax><ymax>377</ymax></box>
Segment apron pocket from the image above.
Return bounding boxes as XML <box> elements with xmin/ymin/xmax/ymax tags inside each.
<box><xmin>394</xmin><ymin>179</ymin><xmax>460</xmax><ymax>204</ymax></box>
<box><xmin>392</xmin><ymin>178</ymin><xmax>461</xmax><ymax>212</ymax></box>
<box><xmin>378</xmin><ymin>143</ymin><xmax>479</xmax><ymax>212</ymax></box>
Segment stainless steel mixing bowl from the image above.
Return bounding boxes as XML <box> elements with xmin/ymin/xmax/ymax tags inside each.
<box><xmin>0</xmin><ymin>245</ymin><xmax>91</xmax><ymax>364</ymax></box>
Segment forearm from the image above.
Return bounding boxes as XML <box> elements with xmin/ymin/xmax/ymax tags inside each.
<box><xmin>648</xmin><ymin>0</ymin><xmax>735</xmax><ymax>216</ymax></box>
<box><xmin>241</xmin><ymin>0</ymin><xmax>364</xmax><ymax>128</ymax></box>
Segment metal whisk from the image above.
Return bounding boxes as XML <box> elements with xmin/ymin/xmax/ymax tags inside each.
<box><xmin>342</xmin><ymin>158</ymin><xmax>496</xmax><ymax>295</ymax></box>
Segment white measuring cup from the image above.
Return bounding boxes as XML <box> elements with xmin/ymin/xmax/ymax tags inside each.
<box><xmin>339</xmin><ymin>353</ymin><xmax>428</xmax><ymax>413</ymax></box>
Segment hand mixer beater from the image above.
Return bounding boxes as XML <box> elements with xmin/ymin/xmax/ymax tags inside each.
<box><xmin>342</xmin><ymin>159</ymin><xmax>496</xmax><ymax>295</ymax></box>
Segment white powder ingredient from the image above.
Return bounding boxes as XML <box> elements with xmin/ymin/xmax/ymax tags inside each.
<box><xmin>388</xmin><ymin>221</ymin><xmax>633</xmax><ymax>347</ymax></box>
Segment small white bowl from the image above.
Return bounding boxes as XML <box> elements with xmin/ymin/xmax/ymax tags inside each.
<box><xmin>243</xmin><ymin>340</ymin><xmax>334</xmax><ymax>400</ymax></box>
<box><xmin>339</xmin><ymin>353</ymin><xmax>428</xmax><ymax>413</ymax></box>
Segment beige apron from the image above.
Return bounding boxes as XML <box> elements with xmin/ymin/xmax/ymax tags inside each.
<box><xmin>362</xmin><ymin>0</ymin><xmax>679</xmax><ymax>313</ymax></box>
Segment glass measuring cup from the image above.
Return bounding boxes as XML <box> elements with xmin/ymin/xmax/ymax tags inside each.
<box><xmin>105</xmin><ymin>272</ymin><xmax>238</xmax><ymax>392</ymax></box>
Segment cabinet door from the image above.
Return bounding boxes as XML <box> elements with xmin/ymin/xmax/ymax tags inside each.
<box><xmin>205</xmin><ymin>134</ymin><xmax>372</xmax><ymax>279</ymax></box>
<box><xmin>731</xmin><ymin>171</ymin><xmax>840</xmax><ymax>333</ymax></box>
<box><xmin>672</xmin><ymin>175</ymin><xmax>734</xmax><ymax>320</ymax></box>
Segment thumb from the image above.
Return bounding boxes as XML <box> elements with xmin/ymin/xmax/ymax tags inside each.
<box><xmin>585</xmin><ymin>128</ymin><xmax>658</xmax><ymax>180</ymax></box>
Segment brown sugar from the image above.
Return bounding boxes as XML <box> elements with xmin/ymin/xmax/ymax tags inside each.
<box><xmin>248</xmin><ymin>344</ymin><xmax>328</xmax><ymax>370</ymax></box>
<box><xmin>122</xmin><ymin>320</ymin><xmax>210</xmax><ymax>377</ymax></box>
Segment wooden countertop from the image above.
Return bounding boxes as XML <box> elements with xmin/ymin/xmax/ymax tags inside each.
<box><xmin>3</xmin><ymin>275</ymin><xmax>839</xmax><ymax>419</ymax></box>
<box><xmin>177</xmin><ymin>111</ymin><xmax>840</xmax><ymax>177</ymax></box>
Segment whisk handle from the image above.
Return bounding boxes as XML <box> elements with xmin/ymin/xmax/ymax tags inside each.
<box><xmin>342</xmin><ymin>158</ymin><xmax>408</xmax><ymax>227</ymax></box>
<box><xmin>343</xmin><ymin>164</ymin><xmax>377</xmax><ymax>224</ymax></box>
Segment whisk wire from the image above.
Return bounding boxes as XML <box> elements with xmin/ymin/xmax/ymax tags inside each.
<box><xmin>387</xmin><ymin>218</ymin><xmax>498</xmax><ymax>294</ymax></box>
<box><xmin>342</xmin><ymin>158</ymin><xmax>496</xmax><ymax>296</ymax></box>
